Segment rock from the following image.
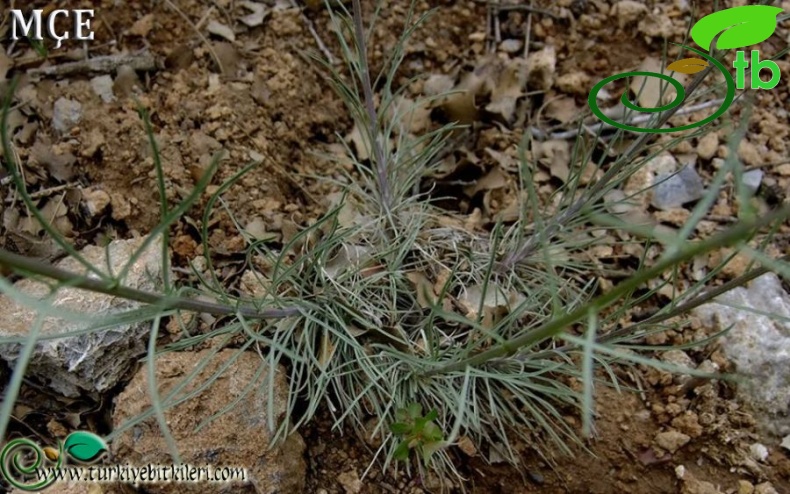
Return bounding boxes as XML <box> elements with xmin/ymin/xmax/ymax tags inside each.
<box><xmin>651</xmin><ymin>165</ymin><xmax>705</xmax><ymax>210</ymax></box>
<box><xmin>676</xmin><ymin>465</ymin><xmax>723</xmax><ymax>494</ymax></box>
<box><xmin>661</xmin><ymin>349</ymin><xmax>695</xmax><ymax>384</ymax></box>
<box><xmin>82</xmin><ymin>187</ymin><xmax>111</xmax><ymax>216</ymax></box>
<box><xmin>754</xmin><ymin>482</ymin><xmax>779</xmax><ymax>494</ymax></box>
<box><xmin>638</xmin><ymin>13</ymin><xmax>674</xmax><ymax>39</ymax></box>
<box><xmin>555</xmin><ymin>71</ymin><xmax>591</xmax><ymax>95</ymax></box>
<box><xmin>749</xmin><ymin>443</ymin><xmax>768</xmax><ymax>462</ymax></box>
<box><xmin>114</xmin><ymin>65</ymin><xmax>140</xmax><ymax>97</ymax></box>
<box><xmin>337</xmin><ymin>470</ymin><xmax>362</xmax><ymax>494</ymax></box>
<box><xmin>457</xmin><ymin>435</ymin><xmax>477</xmax><ymax>456</ymax></box>
<box><xmin>693</xmin><ymin>273</ymin><xmax>790</xmax><ymax>435</ymax></box>
<box><xmin>738</xmin><ymin>139</ymin><xmax>762</xmax><ymax>167</ymax></box>
<box><xmin>738</xmin><ymin>480</ymin><xmax>755</xmax><ymax>494</ymax></box>
<box><xmin>742</xmin><ymin>169</ymin><xmax>763</xmax><ymax>195</ymax></box>
<box><xmin>52</xmin><ymin>98</ymin><xmax>82</xmax><ymax>133</ymax></box>
<box><xmin>624</xmin><ymin>153</ymin><xmax>678</xmax><ymax>207</ymax></box>
<box><xmin>655</xmin><ymin>430</ymin><xmax>691</xmax><ymax>453</ymax></box>
<box><xmin>526</xmin><ymin>46</ymin><xmax>556</xmax><ymax>91</ymax></box>
<box><xmin>697</xmin><ymin>133</ymin><xmax>719</xmax><ymax>160</ymax></box>
<box><xmin>90</xmin><ymin>75</ymin><xmax>116</xmax><ymax>103</ymax></box>
<box><xmin>112</xmin><ymin>349</ymin><xmax>306</xmax><ymax>493</ymax></box>
<box><xmin>0</xmin><ymin>237</ymin><xmax>163</xmax><ymax>398</ymax></box>
<box><xmin>499</xmin><ymin>39</ymin><xmax>523</xmax><ymax>54</ymax></box>
<box><xmin>613</xmin><ymin>1</ymin><xmax>648</xmax><ymax>28</ymax></box>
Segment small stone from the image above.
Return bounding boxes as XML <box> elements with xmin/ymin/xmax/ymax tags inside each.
<box><xmin>190</xmin><ymin>255</ymin><xmax>207</xmax><ymax>273</ymax></box>
<box><xmin>749</xmin><ymin>443</ymin><xmax>769</xmax><ymax>462</ymax></box>
<box><xmin>555</xmin><ymin>71</ymin><xmax>591</xmax><ymax>95</ymax></box>
<box><xmin>754</xmin><ymin>482</ymin><xmax>778</xmax><ymax>494</ymax></box>
<box><xmin>613</xmin><ymin>1</ymin><xmax>648</xmax><ymax>28</ymax></box>
<box><xmin>113</xmin><ymin>65</ymin><xmax>140</xmax><ymax>97</ymax></box>
<box><xmin>738</xmin><ymin>139</ymin><xmax>762</xmax><ymax>167</ymax></box>
<box><xmin>90</xmin><ymin>75</ymin><xmax>115</xmax><ymax>103</ymax></box>
<box><xmin>528</xmin><ymin>470</ymin><xmax>545</xmax><ymax>485</ymax></box>
<box><xmin>499</xmin><ymin>39</ymin><xmax>523</xmax><ymax>54</ymax></box>
<box><xmin>457</xmin><ymin>435</ymin><xmax>476</xmax><ymax>456</ymax></box>
<box><xmin>624</xmin><ymin>153</ymin><xmax>677</xmax><ymax>207</ymax></box>
<box><xmin>672</xmin><ymin>412</ymin><xmax>703</xmax><ymax>438</ymax></box>
<box><xmin>697</xmin><ymin>133</ymin><xmax>719</xmax><ymax>160</ymax></box>
<box><xmin>52</xmin><ymin>98</ymin><xmax>82</xmax><ymax>133</ymax></box>
<box><xmin>638</xmin><ymin>13</ymin><xmax>674</xmax><ymax>38</ymax></box>
<box><xmin>82</xmin><ymin>188</ymin><xmax>111</xmax><ymax>217</ymax></box>
<box><xmin>742</xmin><ymin>169</ymin><xmax>763</xmax><ymax>195</ymax></box>
<box><xmin>651</xmin><ymin>165</ymin><xmax>705</xmax><ymax>210</ymax></box>
<box><xmin>782</xmin><ymin>434</ymin><xmax>790</xmax><ymax>451</ymax></box>
<box><xmin>337</xmin><ymin>470</ymin><xmax>362</xmax><ymax>494</ymax></box>
<box><xmin>526</xmin><ymin>46</ymin><xmax>556</xmax><ymax>91</ymax></box>
<box><xmin>655</xmin><ymin>430</ymin><xmax>691</xmax><ymax>453</ymax></box>
<box><xmin>738</xmin><ymin>480</ymin><xmax>755</xmax><ymax>494</ymax></box>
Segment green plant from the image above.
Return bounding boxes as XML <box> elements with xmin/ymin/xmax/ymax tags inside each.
<box><xmin>390</xmin><ymin>403</ymin><xmax>445</xmax><ymax>466</ymax></box>
<box><xmin>1</xmin><ymin>0</ymin><xmax>789</xmax><ymax>489</ymax></box>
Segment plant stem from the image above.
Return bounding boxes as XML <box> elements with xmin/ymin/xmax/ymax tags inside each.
<box><xmin>424</xmin><ymin>204</ymin><xmax>790</xmax><ymax>376</ymax></box>
<box><xmin>524</xmin><ymin>254</ymin><xmax>790</xmax><ymax>361</ymax></box>
<box><xmin>351</xmin><ymin>0</ymin><xmax>392</xmax><ymax>213</ymax></box>
<box><xmin>0</xmin><ymin>248</ymin><xmax>298</xmax><ymax>320</ymax></box>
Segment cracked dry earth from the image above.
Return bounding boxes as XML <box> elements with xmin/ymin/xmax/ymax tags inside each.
<box><xmin>2</xmin><ymin>0</ymin><xmax>790</xmax><ymax>493</ymax></box>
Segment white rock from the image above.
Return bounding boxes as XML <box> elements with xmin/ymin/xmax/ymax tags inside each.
<box><xmin>90</xmin><ymin>75</ymin><xmax>115</xmax><ymax>103</ymax></box>
<box><xmin>742</xmin><ymin>169</ymin><xmax>763</xmax><ymax>195</ymax></box>
<box><xmin>693</xmin><ymin>273</ymin><xmax>790</xmax><ymax>435</ymax></box>
<box><xmin>52</xmin><ymin>98</ymin><xmax>82</xmax><ymax>133</ymax></box>
<box><xmin>749</xmin><ymin>443</ymin><xmax>769</xmax><ymax>462</ymax></box>
<box><xmin>0</xmin><ymin>237</ymin><xmax>165</xmax><ymax>397</ymax></box>
<box><xmin>499</xmin><ymin>39</ymin><xmax>523</xmax><ymax>54</ymax></box>
<box><xmin>651</xmin><ymin>165</ymin><xmax>705</xmax><ymax>210</ymax></box>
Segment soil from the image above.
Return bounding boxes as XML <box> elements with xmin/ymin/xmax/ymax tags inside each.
<box><xmin>2</xmin><ymin>0</ymin><xmax>790</xmax><ymax>493</ymax></box>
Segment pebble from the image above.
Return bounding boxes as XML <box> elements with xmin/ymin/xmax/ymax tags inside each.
<box><xmin>528</xmin><ymin>471</ymin><xmax>545</xmax><ymax>485</ymax></box>
<box><xmin>655</xmin><ymin>430</ymin><xmax>691</xmax><ymax>453</ymax></box>
<box><xmin>697</xmin><ymin>132</ymin><xmax>719</xmax><ymax>160</ymax></box>
<box><xmin>741</xmin><ymin>169</ymin><xmax>763</xmax><ymax>195</ymax></box>
<box><xmin>52</xmin><ymin>97</ymin><xmax>82</xmax><ymax>133</ymax></box>
<box><xmin>499</xmin><ymin>39</ymin><xmax>523</xmax><ymax>54</ymax></box>
<box><xmin>90</xmin><ymin>75</ymin><xmax>116</xmax><ymax>103</ymax></box>
<box><xmin>651</xmin><ymin>165</ymin><xmax>705</xmax><ymax>210</ymax></box>
<box><xmin>749</xmin><ymin>443</ymin><xmax>768</xmax><ymax>462</ymax></box>
<box><xmin>754</xmin><ymin>482</ymin><xmax>779</xmax><ymax>494</ymax></box>
<box><xmin>738</xmin><ymin>480</ymin><xmax>755</xmax><ymax>494</ymax></box>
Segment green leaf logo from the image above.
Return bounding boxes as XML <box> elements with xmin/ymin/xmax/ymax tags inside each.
<box><xmin>691</xmin><ymin>5</ymin><xmax>783</xmax><ymax>51</ymax></box>
<box><xmin>63</xmin><ymin>431</ymin><xmax>108</xmax><ymax>463</ymax></box>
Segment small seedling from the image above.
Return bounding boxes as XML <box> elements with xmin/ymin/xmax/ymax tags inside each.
<box><xmin>390</xmin><ymin>403</ymin><xmax>445</xmax><ymax>467</ymax></box>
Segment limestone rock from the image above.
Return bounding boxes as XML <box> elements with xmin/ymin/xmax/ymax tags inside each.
<box><xmin>693</xmin><ymin>273</ymin><xmax>790</xmax><ymax>435</ymax></box>
<box><xmin>0</xmin><ymin>237</ymin><xmax>163</xmax><ymax>398</ymax></box>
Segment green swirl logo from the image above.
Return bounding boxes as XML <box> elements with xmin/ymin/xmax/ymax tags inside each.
<box><xmin>1</xmin><ymin>432</ymin><xmax>107</xmax><ymax>491</ymax></box>
<box><xmin>588</xmin><ymin>5</ymin><xmax>783</xmax><ymax>133</ymax></box>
